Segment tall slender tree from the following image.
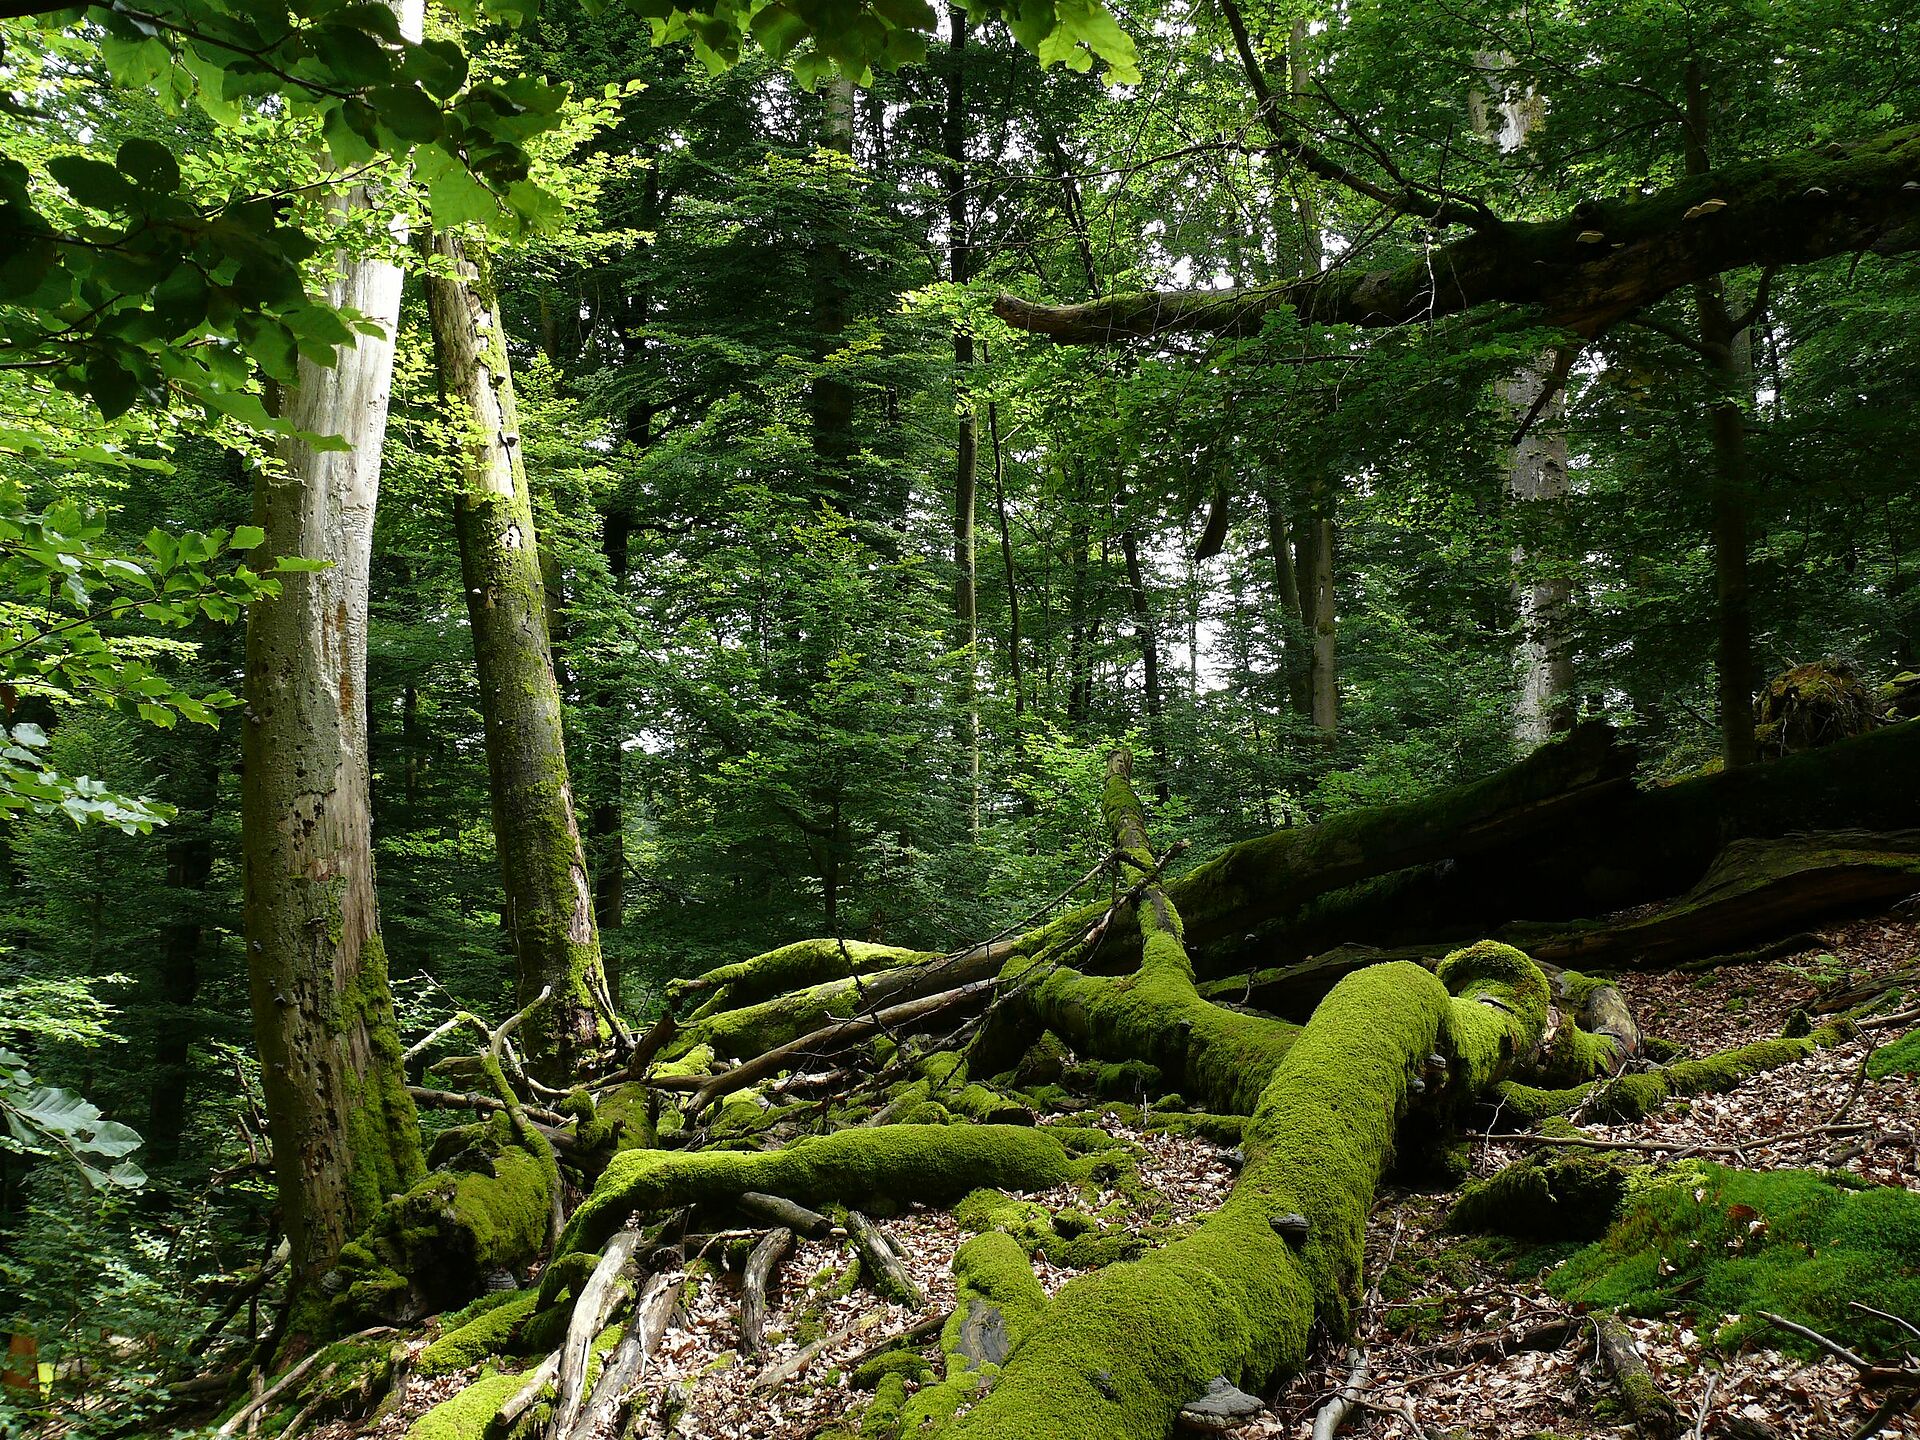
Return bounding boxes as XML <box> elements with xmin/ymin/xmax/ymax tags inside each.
<box><xmin>423</xmin><ymin>231</ymin><xmax>611</xmax><ymax>1078</ymax></box>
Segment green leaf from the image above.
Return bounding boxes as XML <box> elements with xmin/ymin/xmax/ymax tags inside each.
<box><xmin>114</xmin><ymin>136</ymin><xmax>181</xmax><ymax>193</ymax></box>
<box><xmin>47</xmin><ymin>155</ymin><xmax>136</xmax><ymax>212</ymax></box>
<box><xmin>231</xmin><ymin>525</ymin><xmax>266</xmax><ymax>550</ymax></box>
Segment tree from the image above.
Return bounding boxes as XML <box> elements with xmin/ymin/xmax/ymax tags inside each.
<box><xmin>422</xmin><ymin>231</ymin><xmax>612</xmax><ymax>1079</ymax></box>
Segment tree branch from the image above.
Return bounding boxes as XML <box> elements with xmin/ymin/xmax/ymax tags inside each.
<box><xmin>994</xmin><ymin>126</ymin><xmax>1920</xmax><ymax>344</ymax></box>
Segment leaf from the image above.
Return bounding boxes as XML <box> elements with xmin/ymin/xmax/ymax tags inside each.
<box><xmin>114</xmin><ymin>136</ymin><xmax>181</xmax><ymax>194</ymax></box>
<box><xmin>231</xmin><ymin>525</ymin><xmax>266</xmax><ymax>550</ymax></box>
<box><xmin>47</xmin><ymin>155</ymin><xmax>136</xmax><ymax>212</ymax></box>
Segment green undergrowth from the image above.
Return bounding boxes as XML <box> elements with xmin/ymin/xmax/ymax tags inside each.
<box><xmin>1550</xmin><ymin>1163</ymin><xmax>1920</xmax><ymax>1356</ymax></box>
<box><xmin>405</xmin><ymin>1369</ymin><xmax>525</xmax><ymax>1440</ymax></box>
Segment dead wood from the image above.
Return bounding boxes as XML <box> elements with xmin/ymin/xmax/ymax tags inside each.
<box><xmin>564</xmin><ymin>1265</ymin><xmax>682</xmax><ymax>1440</ymax></box>
<box><xmin>1596</xmin><ymin>1316</ymin><xmax>1680</xmax><ymax>1440</ymax></box>
<box><xmin>548</xmin><ymin>1227</ymin><xmax>645</xmax><ymax>1438</ymax></box>
<box><xmin>846</xmin><ymin>1209</ymin><xmax>926</xmax><ymax>1308</ymax></box>
<box><xmin>738</xmin><ymin>1228</ymin><xmax>794</xmax><ymax>1357</ymax></box>
<box><xmin>736</xmin><ymin>1192</ymin><xmax>832</xmax><ymax>1237</ymax></box>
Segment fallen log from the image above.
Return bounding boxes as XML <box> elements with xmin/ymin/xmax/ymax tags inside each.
<box><xmin>847</xmin><ymin>1210</ymin><xmax>925</xmax><ymax>1308</ymax></box>
<box><xmin>564</xmin><ymin>1265</ymin><xmax>682</xmax><ymax>1440</ymax></box>
<box><xmin>1596</xmin><ymin>1316</ymin><xmax>1679</xmax><ymax>1440</ymax></box>
<box><xmin>547</xmin><ymin>1227</ymin><xmax>645</xmax><ymax>1438</ymax></box>
<box><xmin>737</xmin><ymin>1192</ymin><xmax>832</xmax><ymax>1237</ymax></box>
<box><xmin>738</xmin><ymin>1227</ymin><xmax>792</xmax><ymax>1356</ymax></box>
<box><xmin>683</xmin><ymin>978</ymin><xmax>999</xmax><ymax>1116</ymax></box>
<box><xmin>1507</xmin><ymin>831</ymin><xmax>1920</xmax><ymax>970</ymax></box>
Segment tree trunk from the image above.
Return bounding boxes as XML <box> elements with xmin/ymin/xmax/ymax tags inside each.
<box><xmin>1119</xmin><ymin>527</ymin><xmax>1170</xmax><ymax>800</ymax></box>
<box><xmin>422</xmin><ymin>231</ymin><xmax>607</xmax><ymax>1081</ymax></box>
<box><xmin>809</xmin><ymin>75</ymin><xmax>858</xmax><ymax>508</ymax></box>
<box><xmin>1261</xmin><ymin>487</ymin><xmax>1311</xmax><ymax>716</ymax></box>
<box><xmin>242</xmin><ymin>54</ymin><xmax>425</xmax><ymax>1308</ymax></box>
<box><xmin>1472</xmin><ymin>58</ymin><xmax>1578</xmax><ymax>748</ymax></box>
<box><xmin>990</xmin><ymin>402</ymin><xmax>1025</xmax><ymax>720</ymax></box>
<box><xmin>1502</xmin><ymin>354</ymin><xmax>1576</xmax><ymax>747</ymax></box>
<box><xmin>1290</xmin><ymin>23</ymin><xmax>1337</xmax><ymax>737</ymax></box>
<box><xmin>945</xmin><ymin>6</ymin><xmax>980</xmax><ymax>836</ymax></box>
<box><xmin>1683</xmin><ymin>59</ymin><xmax>1758</xmax><ymax>770</ymax></box>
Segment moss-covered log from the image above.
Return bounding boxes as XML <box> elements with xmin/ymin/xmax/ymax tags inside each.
<box><xmin>669</xmin><ymin>939</ymin><xmax>934</xmax><ymax>1018</ymax></box>
<box><xmin>550</xmin><ymin>1124</ymin><xmax>1080</xmax><ymax>1295</ymax></box>
<box><xmin>1506</xmin><ymin>829</ymin><xmax>1920</xmax><ymax>970</ymax></box>
<box><xmin>942</xmin><ymin>944</ymin><xmax>1551</xmax><ymax>1439</ymax></box>
<box><xmin>1205</xmin><ymin>721</ymin><xmax>1920</xmax><ymax>979</ymax></box>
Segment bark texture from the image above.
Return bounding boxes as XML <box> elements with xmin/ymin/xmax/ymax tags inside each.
<box><xmin>242</xmin><ymin>32</ymin><xmax>425</xmax><ymax>1304</ymax></box>
<box><xmin>422</xmin><ymin>232</ymin><xmax>607</xmax><ymax>1081</ymax></box>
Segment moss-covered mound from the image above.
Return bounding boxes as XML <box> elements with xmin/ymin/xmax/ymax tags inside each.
<box><xmin>1549</xmin><ymin>1163</ymin><xmax>1920</xmax><ymax>1355</ymax></box>
<box><xmin>1753</xmin><ymin>660</ymin><xmax>1884</xmax><ymax>759</ymax></box>
<box><xmin>1868</xmin><ymin>1028</ymin><xmax>1920</xmax><ymax>1080</ymax></box>
<box><xmin>1447</xmin><ymin>1150</ymin><xmax>1631</xmax><ymax>1241</ymax></box>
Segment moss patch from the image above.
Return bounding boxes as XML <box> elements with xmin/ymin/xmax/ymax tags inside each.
<box><xmin>404</xmin><ymin>1369</ymin><xmax>525</xmax><ymax>1440</ymax></box>
<box><xmin>418</xmin><ymin>1288</ymin><xmax>538</xmax><ymax>1375</ymax></box>
<box><xmin>1550</xmin><ymin>1163</ymin><xmax>1920</xmax><ymax>1356</ymax></box>
<box><xmin>1447</xmin><ymin>1151</ymin><xmax>1631</xmax><ymax>1241</ymax></box>
<box><xmin>1868</xmin><ymin>1028</ymin><xmax>1920</xmax><ymax>1080</ymax></box>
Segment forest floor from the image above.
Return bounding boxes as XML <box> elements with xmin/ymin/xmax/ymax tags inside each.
<box><xmin>334</xmin><ymin>908</ymin><xmax>1920</xmax><ymax>1440</ymax></box>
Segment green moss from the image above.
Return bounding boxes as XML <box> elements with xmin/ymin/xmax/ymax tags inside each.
<box><xmin>1436</xmin><ymin>941</ymin><xmax>1552</xmax><ymax>1036</ymax></box>
<box><xmin>1447</xmin><ymin>1151</ymin><xmax>1631</xmax><ymax>1240</ymax></box>
<box><xmin>856</xmin><ymin>1350</ymin><xmax>934</xmax><ymax>1388</ymax></box>
<box><xmin>1550</xmin><ymin>1163</ymin><xmax>1920</xmax><ymax>1356</ymax></box>
<box><xmin>862</xmin><ymin>1371</ymin><xmax>911</xmax><ymax>1437</ymax></box>
<box><xmin>404</xmin><ymin>1369</ymin><xmax>526</xmax><ymax>1440</ymax></box>
<box><xmin>670</xmin><ymin>939</ymin><xmax>932</xmax><ymax>1018</ymax></box>
<box><xmin>949</xmin><ymin>952</ymin><xmax>1550</xmax><ymax>1439</ymax></box>
<box><xmin>418</xmin><ymin>1289</ymin><xmax>538</xmax><ymax>1375</ymax></box>
<box><xmin>555</xmin><ymin>1124</ymin><xmax>1079</xmax><ymax>1282</ymax></box>
<box><xmin>1868</xmin><ymin>1028</ymin><xmax>1920</xmax><ymax>1080</ymax></box>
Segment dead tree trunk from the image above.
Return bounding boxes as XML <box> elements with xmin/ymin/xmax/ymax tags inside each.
<box><xmin>422</xmin><ymin>232</ymin><xmax>609</xmax><ymax>1080</ymax></box>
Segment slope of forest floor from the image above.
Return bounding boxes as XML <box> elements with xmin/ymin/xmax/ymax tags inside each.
<box><xmin>329</xmin><ymin>909</ymin><xmax>1919</xmax><ymax>1440</ymax></box>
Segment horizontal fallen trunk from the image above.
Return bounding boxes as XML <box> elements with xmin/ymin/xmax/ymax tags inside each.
<box><xmin>1207</xmin><ymin>722</ymin><xmax>1920</xmax><ymax>980</ymax></box>
<box><xmin>550</xmin><ymin>1124</ymin><xmax>1078</xmax><ymax>1292</ymax></box>
<box><xmin>1507</xmin><ymin>830</ymin><xmax>1920</xmax><ymax>970</ymax></box>
<box><xmin>992</xmin><ymin>125</ymin><xmax>1920</xmax><ymax>342</ymax></box>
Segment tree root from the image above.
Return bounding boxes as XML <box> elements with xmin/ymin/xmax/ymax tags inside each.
<box><xmin>1494</xmin><ymin>1017</ymin><xmax>1857</xmax><ymax>1123</ymax></box>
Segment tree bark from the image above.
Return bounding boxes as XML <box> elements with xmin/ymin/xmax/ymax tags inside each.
<box><xmin>1261</xmin><ymin>487</ymin><xmax>1312</xmax><ymax>716</ymax></box>
<box><xmin>1471</xmin><ymin>60</ymin><xmax>1577</xmax><ymax>747</ymax></box>
<box><xmin>993</xmin><ymin>126</ymin><xmax>1920</xmax><ymax>343</ymax></box>
<box><xmin>241</xmin><ymin>24</ymin><xmax>425</xmax><ymax>1307</ymax></box>
<box><xmin>945</xmin><ymin>6</ymin><xmax>980</xmax><ymax>834</ymax></box>
<box><xmin>1119</xmin><ymin>527</ymin><xmax>1170</xmax><ymax>799</ymax></box>
<box><xmin>1684</xmin><ymin>59</ymin><xmax>1759</xmax><ymax>770</ymax></box>
<box><xmin>422</xmin><ymin>231</ymin><xmax>607</xmax><ymax>1081</ymax></box>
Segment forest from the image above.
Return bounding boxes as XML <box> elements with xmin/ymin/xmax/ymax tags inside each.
<box><xmin>2</xmin><ymin>0</ymin><xmax>1919</xmax><ymax>1435</ymax></box>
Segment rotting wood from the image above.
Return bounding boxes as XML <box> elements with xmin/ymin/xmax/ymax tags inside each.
<box><xmin>739</xmin><ymin>1228</ymin><xmax>794</xmax><ymax>1356</ymax></box>
<box><xmin>846</xmin><ymin>1209</ymin><xmax>926</xmax><ymax>1308</ymax></box>
<box><xmin>1596</xmin><ymin>1316</ymin><xmax>1679</xmax><ymax>1440</ymax></box>
<box><xmin>564</xmin><ymin>1264</ymin><xmax>683</xmax><ymax>1440</ymax></box>
<box><xmin>548</xmin><ymin>1227</ymin><xmax>645</xmax><ymax>1438</ymax></box>
<box><xmin>737</xmin><ymin>1192</ymin><xmax>833</xmax><ymax>1237</ymax></box>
